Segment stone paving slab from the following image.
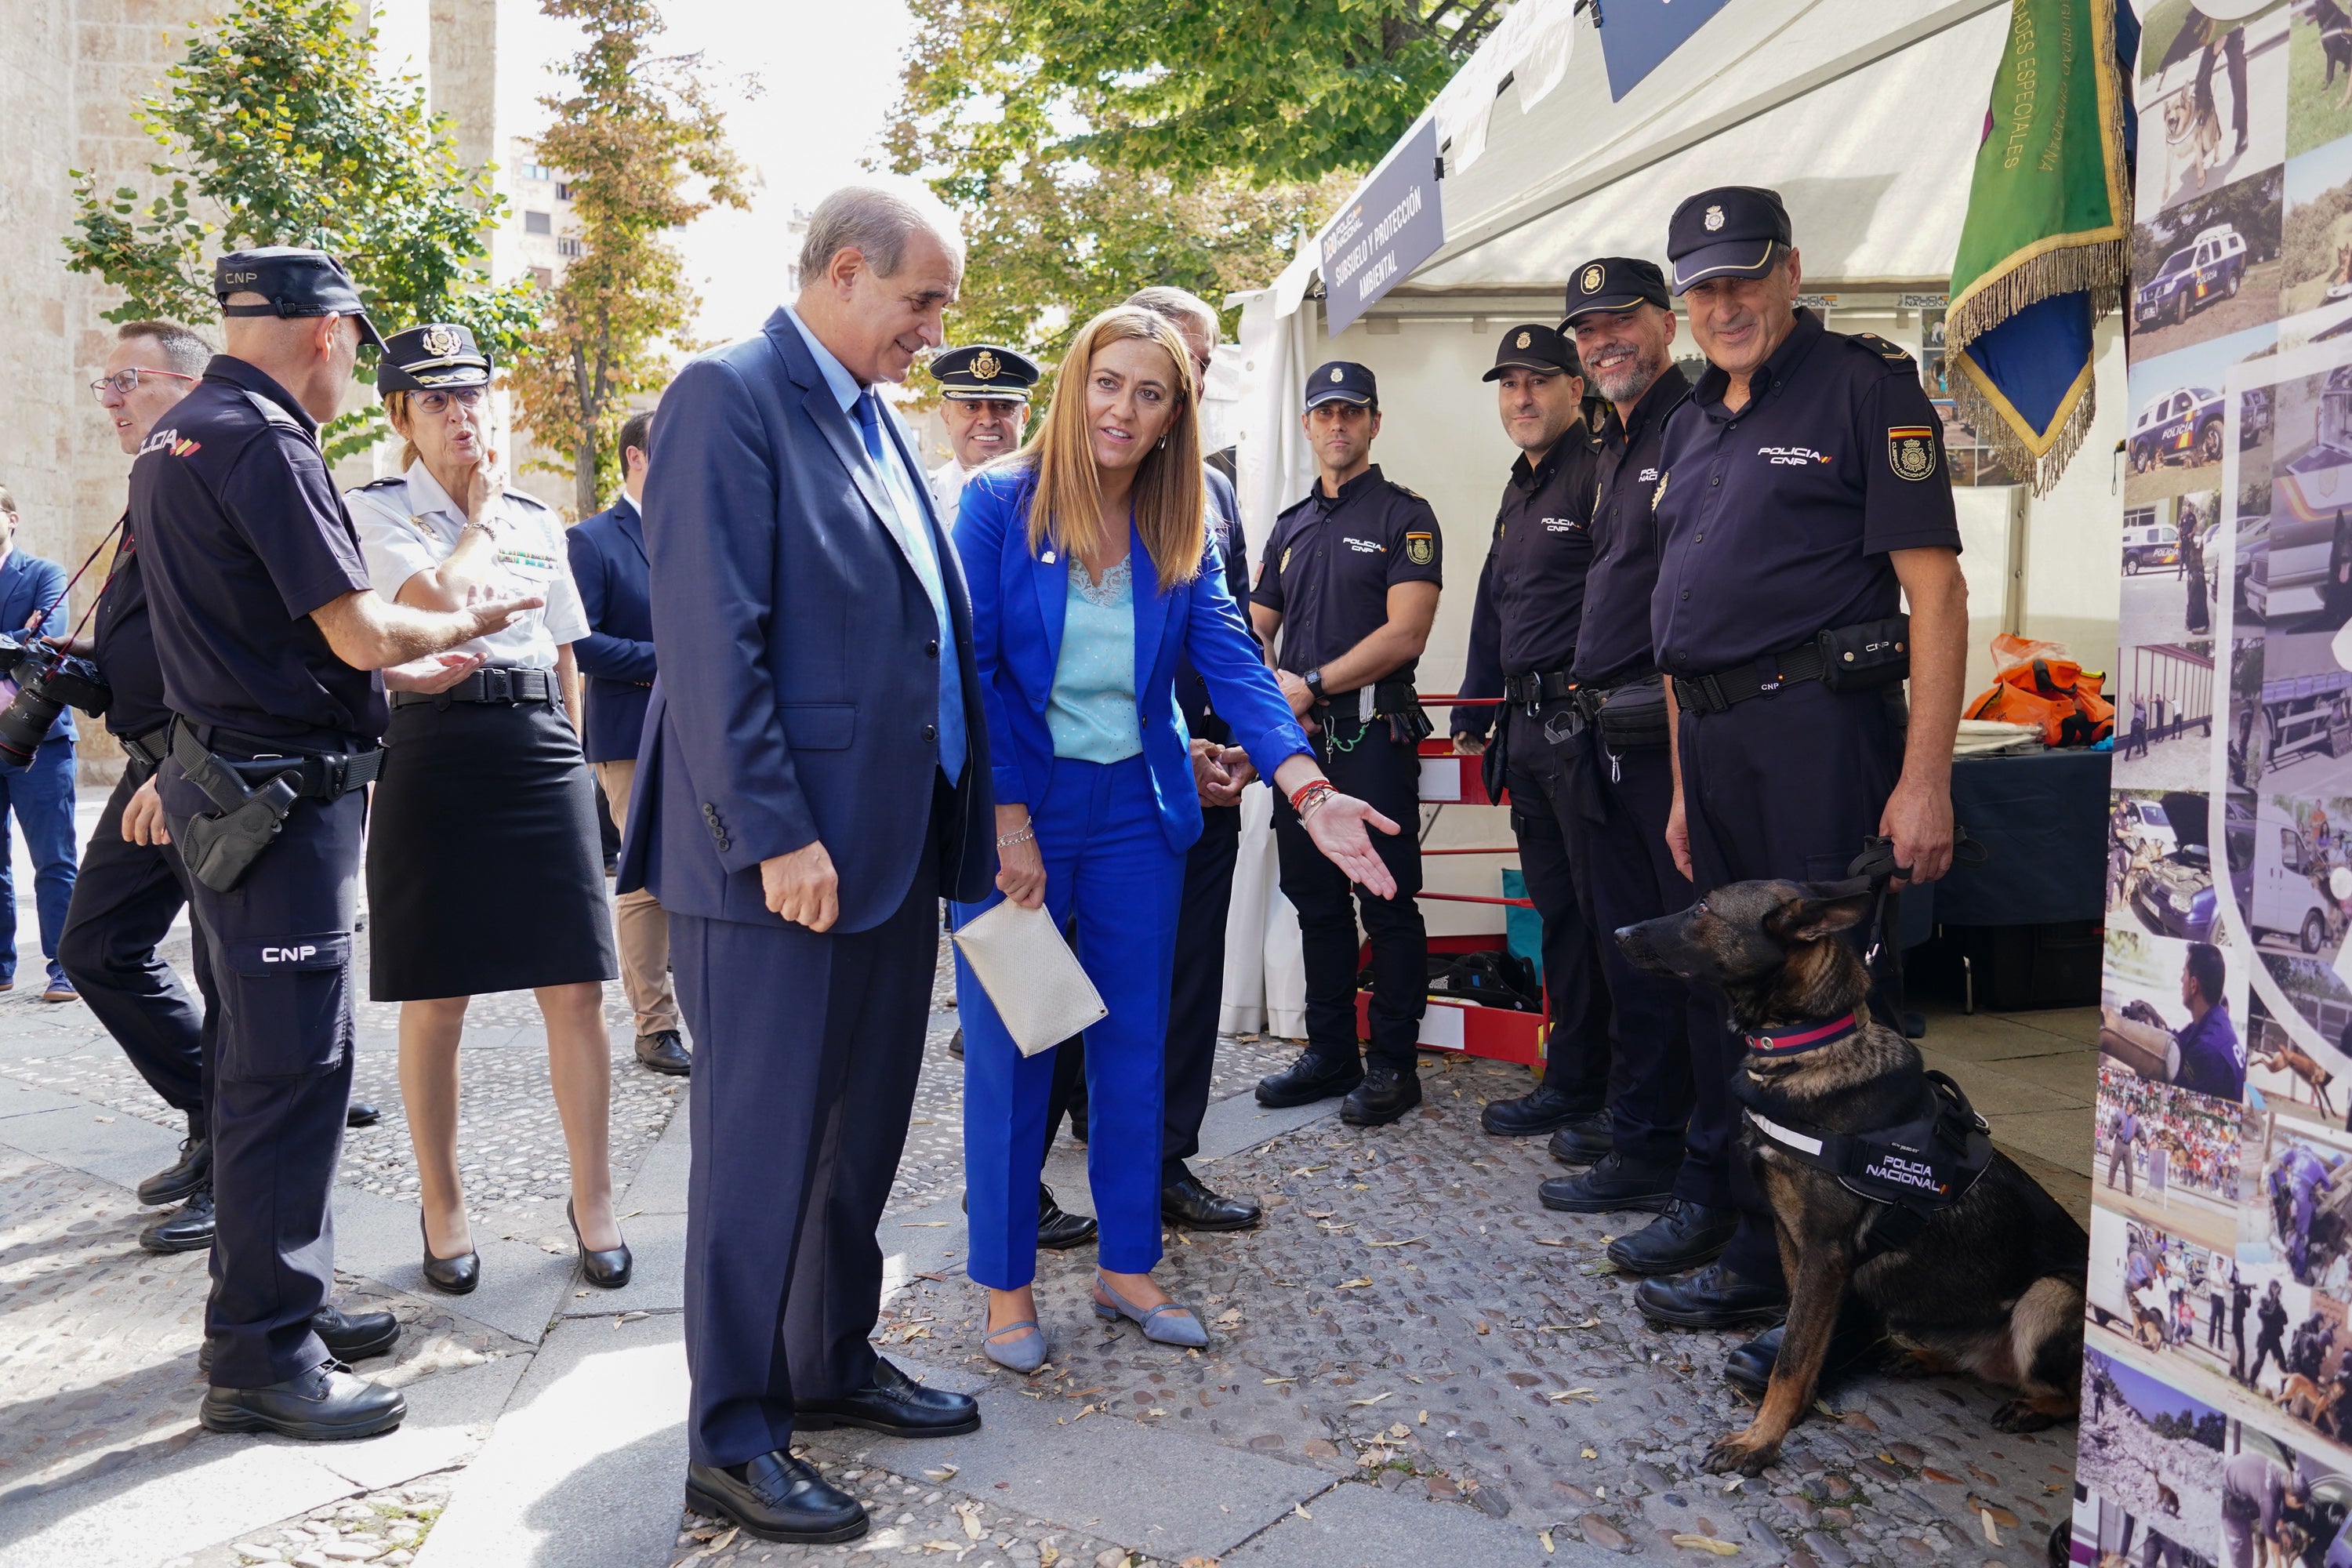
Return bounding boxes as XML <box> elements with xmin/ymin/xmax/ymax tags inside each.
<box><xmin>1</xmin><ymin>1098</ymin><xmax>186</xmax><ymax>1191</ymax></box>
<box><xmin>0</xmin><ymin>1436</ymin><xmax>361</xmax><ymax>1568</ymax></box>
<box><xmin>1218</xmin><ymin>1472</ymin><xmax>1604</xmax><ymax>1568</ymax></box>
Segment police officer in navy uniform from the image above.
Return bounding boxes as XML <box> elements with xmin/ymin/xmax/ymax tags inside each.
<box><xmin>1639</xmin><ymin>191</ymin><xmax>1967</xmax><ymax>1389</ymax></box>
<box><xmin>1447</xmin><ymin>324</ymin><xmax>1614</xmax><ymax>1153</ymax></box>
<box><xmin>927</xmin><ymin>345</ymin><xmax>1040</xmax><ymax>532</ymax></box>
<box><xmin>135</xmin><ymin>247</ymin><xmax>535</xmax><ymax>1439</ymax></box>
<box><xmin>1251</xmin><ymin>361</ymin><xmax>1441</xmax><ymax>1127</ymax></box>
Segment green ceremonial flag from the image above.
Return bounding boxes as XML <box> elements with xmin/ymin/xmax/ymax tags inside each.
<box><xmin>1946</xmin><ymin>0</ymin><xmax>2132</xmax><ymax>495</ymax></box>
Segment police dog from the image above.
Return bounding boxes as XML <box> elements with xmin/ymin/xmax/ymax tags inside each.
<box><xmin>1617</xmin><ymin>878</ymin><xmax>2089</xmax><ymax>1476</ymax></box>
<box><xmin>2164</xmin><ymin>85</ymin><xmax>2223</xmax><ymax>192</ymax></box>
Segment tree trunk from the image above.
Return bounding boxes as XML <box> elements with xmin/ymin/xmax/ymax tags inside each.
<box><xmin>575</xmin><ymin>433</ymin><xmax>599</xmax><ymax>518</ymax></box>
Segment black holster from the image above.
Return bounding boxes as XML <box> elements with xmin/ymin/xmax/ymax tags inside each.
<box><xmin>1376</xmin><ymin>679</ymin><xmax>1434</xmax><ymax>746</ymax></box>
<box><xmin>172</xmin><ymin>724</ymin><xmax>301</xmax><ymax>893</ymax></box>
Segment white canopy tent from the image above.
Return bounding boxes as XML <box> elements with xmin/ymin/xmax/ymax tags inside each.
<box><xmin>1219</xmin><ymin>0</ymin><xmax>2125</xmax><ymax>1037</ymax></box>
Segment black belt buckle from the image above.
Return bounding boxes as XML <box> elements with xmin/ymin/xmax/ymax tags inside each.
<box><xmin>1695</xmin><ymin>673</ymin><xmax>1728</xmax><ymax>714</ymax></box>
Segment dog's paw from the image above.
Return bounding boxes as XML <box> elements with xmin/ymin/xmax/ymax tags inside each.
<box><xmin>1992</xmin><ymin>1399</ymin><xmax>2062</xmax><ymax>1433</ymax></box>
<box><xmin>1704</xmin><ymin>1431</ymin><xmax>1780</xmax><ymax>1477</ymax></box>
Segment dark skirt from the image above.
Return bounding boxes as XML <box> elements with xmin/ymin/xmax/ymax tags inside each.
<box><xmin>366</xmin><ymin>694</ymin><xmax>618</xmax><ymax>1001</ymax></box>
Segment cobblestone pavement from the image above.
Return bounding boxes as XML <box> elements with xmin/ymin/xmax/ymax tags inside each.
<box><xmin>163</xmin><ymin>1471</ymin><xmax>454</xmax><ymax>1568</ymax></box>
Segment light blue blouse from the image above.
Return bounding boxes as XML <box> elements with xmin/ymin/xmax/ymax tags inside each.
<box><xmin>1046</xmin><ymin>556</ymin><xmax>1144</xmax><ymax>762</ymax></box>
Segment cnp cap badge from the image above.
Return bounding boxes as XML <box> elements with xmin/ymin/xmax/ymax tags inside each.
<box><xmin>1581</xmin><ymin>264</ymin><xmax>1605</xmax><ymax>294</ymax></box>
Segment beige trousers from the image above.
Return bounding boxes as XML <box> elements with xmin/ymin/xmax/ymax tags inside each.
<box><xmin>595</xmin><ymin>759</ymin><xmax>679</xmax><ymax>1036</ymax></box>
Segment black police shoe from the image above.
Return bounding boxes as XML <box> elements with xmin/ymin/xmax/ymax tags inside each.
<box><xmin>1606</xmin><ymin>1200</ymin><xmax>1740</xmax><ymax>1275</ymax></box>
<box><xmin>201</xmin><ymin>1304</ymin><xmax>401</xmax><ymax>1377</ymax></box>
<box><xmin>139</xmin><ymin>1124</ymin><xmax>212</xmax><ymax>1207</ymax></box>
<box><xmin>1546</xmin><ymin>1112</ymin><xmax>1614</xmax><ymax>1167</ymax></box>
<box><xmin>1635</xmin><ymin>1261</ymin><xmax>1790</xmax><ymax>1331</ymax></box>
<box><xmin>1038</xmin><ymin>1184</ymin><xmax>1098</xmax><ymax>1250</ymax></box>
<box><xmin>140</xmin><ymin>1188</ymin><xmax>216</xmax><ymax>1254</ymax></box>
<box><xmin>199</xmin><ymin>1360</ymin><xmax>406</xmax><ymax>1441</ymax></box>
<box><xmin>948</xmin><ymin>1027</ymin><xmax>964</xmax><ymax>1059</ymax></box>
<box><xmin>687</xmin><ymin>1450</ymin><xmax>866</xmax><ymax>1545</ymax></box>
<box><xmin>1341</xmin><ymin>1063</ymin><xmax>1423</xmax><ymax>1127</ymax></box>
<box><xmin>1161</xmin><ymin>1169</ymin><xmax>1262</xmax><ymax>1231</ymax></box>
<box><xmin>1255</xmin><ymin>1051</ymin><xmax>1363</xmax><ymax>1109</ymax></box>
<box><xmin>793</xmin><ymin>1356</ymin><xmax>980</xmax><ymax>1438</ymax></box>
<box><xmin>1480</xmin><ymin>1082</ymin><xmax>1597</xmax><ymax>1137</ymax></box>
<box><xmin>636</xmin><ymin>1029</ymin><xmax>691</xmax><ymax>1076</ymax></box>
<box><xmin>1722</xmin><ymin>1311</ymin><xmax>1889</xmax><ymax>1398</ymax></box>
<box><xmin>346</xmin><ymin>1101</ymin><xmax>381</xmax><ymax>1128</ymax></box>
<box><xmin>1538</xmin><ymin>1152</ymin><xmax>1675</xmax><ymax>1214</ymax></box>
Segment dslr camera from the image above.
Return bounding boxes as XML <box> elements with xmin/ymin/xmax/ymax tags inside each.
<box><xmin>0</xmin><ymin>632</ymin><xmax>108</xmax><ymax>767</ymax></box>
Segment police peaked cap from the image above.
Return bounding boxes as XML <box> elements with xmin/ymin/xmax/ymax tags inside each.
<box><xmin>213</xmin><ymin>247</ymin><xmax>387</xmax><ymax>349</ymax></box>
<box><xmin>931</xmin><ymin>344</ymin><xmax>1041</xmax><ymax>403</ymax></box>
<box><xmin>376</xmin><ymin>323</ymin><xmax>492</xmax><ymax>394</ymax></box>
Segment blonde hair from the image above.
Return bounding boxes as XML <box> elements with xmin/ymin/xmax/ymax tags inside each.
<box><xmin>382</xmin><ymin>389</ymin><xmax>425</xmax><ymax>472</ymax></box>
<box><xmin>1017</xmin><ymin>308</ymin><xmax>1205</xmax><ymax>593</ymax></box>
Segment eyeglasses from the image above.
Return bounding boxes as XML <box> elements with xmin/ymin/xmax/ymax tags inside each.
<box><xmin>90</xmin><ymin>368</ymin><xmax>198</xmax><ymax>402</ymax></box>
<box><xmin>413</xmin><ymin>387</ymin><xmax>488</xmax><ymax>415</ymax></box>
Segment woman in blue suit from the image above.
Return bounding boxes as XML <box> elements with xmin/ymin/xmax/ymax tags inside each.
<box><xmin>955</xmin><ymin>307</ymin><xmax>1401</xmax><ymax>1370</ymax></box>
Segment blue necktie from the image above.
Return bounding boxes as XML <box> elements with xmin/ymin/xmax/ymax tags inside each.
<box><xmin>856</xmin><ymin>392</ymin><xmax>965</xmax><ymax>784</ymax></box>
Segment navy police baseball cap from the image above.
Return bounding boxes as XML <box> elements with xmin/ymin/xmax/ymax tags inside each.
<box><xmin>1562</xmin><ymin>257</ymin><xmax>1672</xmax><ymax>321</ymax></box>
<box><xmin>214</xmin><ymin>247</ymin><xmax>387</xmax><ymax>348</ymax></box>
<box><xmin>1482</xmin><ymin>324</ymin><xmax>1581</xmax><ymax>381</ymax></box>
<box><xmin>377</xmin><ymin>324</ymin><xmax>491</xmax><ymax>394</ymax></box>
<box><xmin>1305</xmin><ymin>361</ymin><xmax>1377</xmax><ymax>411</ymax></box>
<box><xmin>1665</xmin><ymin>187</ymin><xmax>1793</xmax><ymax>295</ymax></box>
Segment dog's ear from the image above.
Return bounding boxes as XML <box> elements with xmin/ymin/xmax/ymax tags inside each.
<box><xmin>1766</xmin><ymin>889</ymin><xmax>1875</xmax><ymax>942</ymax></box>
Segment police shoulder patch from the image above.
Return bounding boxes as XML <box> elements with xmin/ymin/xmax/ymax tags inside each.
<box><xmin>1887</xmin><ymin>426</ymin><xmax>1939</xmax><ymax>482</ymax></box>
<box><xmin>1405</xmin><ymin>531</ymin><xmax>1435</xmax><ymax>565</ymax></box>
<box><xmin>1848</xmin><ymin>332</ymin><xmax>1917</xmax><ymax>372</ymax></box>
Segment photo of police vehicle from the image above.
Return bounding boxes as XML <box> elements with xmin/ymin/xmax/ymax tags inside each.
<box><xmin>2123</xmin><ymin>506</ymin><xmax>2181</xmax><ymax>574</ymax></box>
<box><xmin>2131</xmin><ymin>386</ymin><xmax>2229</xmax><ymax>471</ymax></box>
<box><xmin>2267</xmin><ymin>366</ymin><xmax>2352</xmax><ymax>624</ymax></box>
<box><xmin>2135</xmin><ymin>223</ymin><xmax>2249</xmax><ymax>329</ymax></box>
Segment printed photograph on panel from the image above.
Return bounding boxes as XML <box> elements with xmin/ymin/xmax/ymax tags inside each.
<box><xmin>2132</xmin><ymin>325</ymin><xmax>2285</xmax><ymax>505</ymax></box>
<box><xmin>2097</xmin><ymin>1062</ymin><xmax>2245</xmax><ymax>1261</ymax></box>
<box><xmin>2081</xmin><ymin>1350</ymin><xmax>2229</xmax><ymax>1548</ymax></box>
<box><xmin>2247</xmin><ymin>986</ymin><xmax>2352</xmax><ymax>1126</ymax></box>
<box><xmin>2137</xmin><ymin>166</ymin><xmax>2287</xmax><ymax>356</ymax></box>
<box><xmin>2070</xmin><ymin>1487</ymin><xmax>2217</xmax><ymax>1568</ymax></box>
<box><xmin>2127</xmin><ymin>492</ymin><xmax>2226</xmax><ymax>645</ymax></box>
<box><xmin>2141</xmin><ymin>10</ymin><xmax>2289</xmax><ymax>221</ymax></box>
<box><xmin>2233</xmin><ymin>633</ymin><xmax>2352</xmax><ymax>793</ymax></box>
<box><xmin>2112</xmin><ymin>790</ymin><xmax>2224</xmax><ymax>943</ymax></box>
<box><xmin>2292</xmin><ymin>0</ymin><xmax>2352</xmax><ymax>157</ymax></box>
<box><xmin>2105</xmin><ymin>930</ymin><xmax>2251</xmax><ymax>1105</ymax></box>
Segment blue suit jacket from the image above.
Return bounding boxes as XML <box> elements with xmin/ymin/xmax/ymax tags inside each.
<box><xmin>617</xmin><ymin>309</ymin><xmax>994</xmax><ymax>931</ymax></box>
<box><xmin>565</xmin><ymin>496</ymin><xmax>655</xmax><ymax>764</ymax></box>
<box><xmin>0</xmin><ymin>551</ymin><xmax>74</xmax><ymax>744</ymax></box>
<box><xmin>953</xmin><ymin>465</ymin><xmax>1308</xmax><ymax>858</ymax></box>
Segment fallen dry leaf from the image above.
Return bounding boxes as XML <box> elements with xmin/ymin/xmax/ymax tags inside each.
<box><xmin>1540</xmin><ymin>1527</ymin><xmax>1556</xmax><ymax>1554</ymax></box>
<box><xmin>1263</xmin><ymin>1376</ymin><xmax>1297</xmax><ymax>1385</ymax></box>
<box><xmin>1292</xmin><ymin>1502</ymin><xmax>1312</xmax><ymax>1521</ymax></box>
<box><xmin>1981</xmin><ymin>1510</ymin><xmax>2002</xmax><ymax>1546</ymax></box>
<box><xmin>1348</xmin><ymin>1391</ymin><xmax>1395</xmax><ymax>1407</ymax></box>
<box><xmin>899</xmin><ymin>1221</ymin><xmax>949</xmax><ymax>1228</ymax></box>
<box><xmin>924</xmin><ymin>1465</ymin><xmax>958</xmax><ymax>1483</ymax></box>
<box><xmin>1365</xmin><ymin>1236</ymin><xmax>1425</xmax><ymax>1248</ymax></box>
<box><xmin>1672</xmin><ymin>1535</ymin><xmax>1740</xmax><ymax>1556</ymax></box>
<box><xmin>1338</xmin><ymin>1277</ymin><xmax>1372</xmax><ymax>1290</ymax></box>
<box><xmin>1532</xmin><ymin>1236</ymin><xmax>1578</xmax><ymax>1248</ymax></box>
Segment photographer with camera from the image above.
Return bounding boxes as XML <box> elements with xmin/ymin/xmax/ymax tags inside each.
<box><xmin>0</xmin><ymin>484</ymin><xmax>82</xmax><ymax>1007</ymax></box>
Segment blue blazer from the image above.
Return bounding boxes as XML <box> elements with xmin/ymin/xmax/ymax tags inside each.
<box><xmin>0</xmin><ymin>551</ymin><xmax>74</xmax><ymax>745</ymax></box>
<box><xmin>565</xmin><ymin>495</ymin><xmax>655</xmax><ymax>764</ymax></box>
<box><xmin>617</xmin><ymin>309</ymin><xmax>995</xmax><ymax>931</ymax></box>
<box><xmin>953</xmin><ymin>465</ymin><xmax>1308</xmax><ymax>858</ymax></box>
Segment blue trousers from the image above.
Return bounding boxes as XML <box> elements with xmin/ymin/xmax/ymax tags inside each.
<box><xmin>957</xmin><ymin>754</ymin><xmax>1183</xmax><ymax>1288</ymax></box>
<box><xmin>0</xmin><ymin>738</ymin><xmax>77</xmax><ymax>988</ymax></box>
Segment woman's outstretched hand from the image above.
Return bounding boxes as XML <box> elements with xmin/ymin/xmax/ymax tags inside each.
<box><xmin>1302</xmin><ymin>793</ymin><xmax>1400</xmax><ymax>899</ymax></box>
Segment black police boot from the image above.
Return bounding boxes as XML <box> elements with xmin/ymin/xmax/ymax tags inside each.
<box><xmin>199</xmin><ymin>1360</ymin><xmax>407</xmax><ymax>1441</ymax></box>
<box><xmin>1635</xmin><ymin>1260</ymin><xmax>1790</xmax><ymax>1331</ymax></box>
<box><xmin>345</xmin><ymin>1101</ymin><xmax>381</xmax><ymax>1128</ymax></box>
<box><xmin>1341</xmin><ymin>1062</ymin><xmax>1423</xmax><ymax>1127</ymax></box>
<box><xmin>1479</xmin><ymin>1081</ymin><xmax>1595</xmax><ymax>1137</ymax></box>
<box><xmin>139</xmin><ymin>1116</ymin><xmax>212</xmax><ymax>1207</ymax></box>
<box><xmin>1037</xmin><ymin>1184</ymin><xmax>1099</xmax><ymax>1250</ymax></box>
<box><xmin>1722</xmin><ymin>1305</ymin><xmax>1889</xmax><ymax>1397</ymax></box>
<box><xmin>1606</xmin><ymin>1200</ymin><xmax>1739</xmax><ymax>1275</ymax></box>
<box><xmin>1255</xmin><ymin>1050</ymin><xmax>1363</xmax><ymax>1109</ymax></box>
<box><xmin>1546</xmin><ymin>1111</ymin><xmax>1614</xmax><ymax>1167</ymax></box>
<box><xmin>1539</xmin><ymin>1151</ymin><xmax>1675</xmax><ymax>1214</ymax></box>
<box><xmin>793</xmin><ymin>1356</ymin><xmax>981</xmax><ymax>1438</ymax></box>
<box><xmin>636</xmin><ymin>1029</ymin><xmax>691</xmax><ymax>1076</ymax></box>
<box><xmin>686</xmin><ymin>1450</ymin><xmax>866</xmax><ymax>1544</ymax></box>
<box><xmin>202</xmin><ymin>1304</ymin><xmax>401</xmax><ymax>1377</ymax></box>
<box><xmin>140</xmin><ymin>1187</ymin><xmax>216</xmax><ymax>1254</ymax></box>
<box><xmin>1161</xmin><ymin>1168</ymin><xmax>1262</xmax><ymax>1231</ymax></box>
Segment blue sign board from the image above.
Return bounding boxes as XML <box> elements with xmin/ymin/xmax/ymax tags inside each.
<box><xmin>1599</xmin><ymin>0</ymin><xmax>1736</xmax><ymax>100</ymax></box>
<box><xmin>1319</xmin><ymin>118</ymin><xmax>1446</xmax><ymax>337</ymax></box>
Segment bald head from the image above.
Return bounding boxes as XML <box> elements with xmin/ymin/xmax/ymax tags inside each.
<box><xmin>220</xmin><ymin>292</ymin><xmax>361</xmax><ymax>422</ymax></box>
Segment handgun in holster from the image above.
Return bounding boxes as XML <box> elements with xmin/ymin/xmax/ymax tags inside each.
<box><xmin>1376</xmin><ymin>679</ymin><xmax>1434</xmax><ymax>746</ymax></box>
<box><xmin>171</xmin><ymin>724</ymin><xmax>301</xmax><ymax>893</ymax></box>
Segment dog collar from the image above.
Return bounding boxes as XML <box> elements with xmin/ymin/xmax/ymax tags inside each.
<box><xmin>1743</xmin><ymin>1011</ymin><xmax>1860</xmax><ymax>1056</ymax></box>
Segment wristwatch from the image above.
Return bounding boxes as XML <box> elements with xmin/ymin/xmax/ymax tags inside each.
<box><xmin>1303</xmin><ymin>668</ymin><xmax>1327</xmax><ymax>702</ymax></box>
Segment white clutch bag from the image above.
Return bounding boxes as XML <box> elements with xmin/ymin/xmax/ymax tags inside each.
<box><xmin>950</xmin><ymin>898</ymin><xmax>1108</xmax><ymax>1056</ymax></box>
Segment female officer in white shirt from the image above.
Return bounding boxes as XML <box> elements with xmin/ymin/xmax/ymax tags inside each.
<box><xmin>344</xmin><ymin>325</ymin><xmax>625</xmax><ymax>1296</ymax></box>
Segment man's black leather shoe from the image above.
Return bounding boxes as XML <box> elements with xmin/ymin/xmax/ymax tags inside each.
<box><xmin>948</xmin><ymin>1027</ymin><xmax>964</xmax><ymax>1059</ymax></box>
<box><xmin>1037</xmin><ymin>1184</ymin><xmax>1098</xmax><ymax>1250</ymax></box>
<box><xmin>1722</xmin><ymin>1312</ymin><xmax>1890</xmax><ymax>1397</ymax></box>
<box><xmin>140</xmin><ymin>1188</ymin><xmax>216</xmax><ymax>1254</ymax></box>
<box><xmin>1538</xmin><ymin>1152</ymin><xmax>1675</xmax><ymax>1214</ymax></box>
<box><xmin>1480</xmin><ymin>1081</ymin><xmax>1596</xmax><ymax>1137</ymax></box>
<box><xmin>687</xmin><ymin>1450</ymin><xmax>866</xmax><ymax>1544</ymax></box>
<box><xmin>1255</xmin><ymin>1051</ymin><xmax>1362</xmax><ymax>1109</ymax></box>
<box><xmin>138</xmin><ymin>1128</ymin><xmax>211</xmax><ymax>1207</ymax></box>
<box><xmin>1341</xmin><ymin>1063</ymin><xmax>1422</xmax><ymax>1127</ymax></box>
<box><xmin>346</xmin><ymin>1101</ymin><xmax>381</xmax><ymax>1128</ymax></box>
<box><xmin>635</xmin><ymin>1029</ymin><xmax>692</xmax><ymax>1076</ymax></box>
<box><xmin>1606</xmin><ymin>1200</ymin><xmax>1739</xmax><ymax>1276</ymax></box>
<box><xmin>793</xmin><ymin>1356</ymin><xmax>980</xmax><ymax>1438</ymax></box>
<box><xmin>1546</xmin><ymin>1112</ymin><xmax>1613</xmax><ymax>1167</ymax></box>
<box><xmin>199</xmin><ymin>1360</ymin><xmax>406</xmax><ymax>1440</ymax></box>
<box><xmin>1635</xmin><ymin>1261</ymin><xmax>1790</xmax><ymax>1330</ymax></box>
<box><xmin>1161</xmin><ymin>1169</ymin><xmax>1261</xmax><ymax>1231</ymax></box>
<box><xmin>201</xmin><ymin>1305</ymin><xmax>401</xmax><ymax>1377</ymax></box>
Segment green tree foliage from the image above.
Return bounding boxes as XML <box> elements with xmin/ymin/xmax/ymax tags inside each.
<box><xmin>506</xmin><ymin>0</ymin><xmax>746</xmax><ymax>517</ymax></box>
<box><xmin>61</xmin><ymin>0</ymin><xmax>538</xmax><ymax>459</ymax></box>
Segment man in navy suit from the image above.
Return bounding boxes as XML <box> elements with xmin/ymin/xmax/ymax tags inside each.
<box><xmin>619</xmin><ymin>180</ymin><xmax>993</xmax><ymax>1547</ymax></box>
<box><xmin>568</xmin><ymin>409</ymin><xmax>687</xmax><ymax>1077</ymax></box>
<box><xmin>0</xmin><ymin>485</ymin><xmax>79</xmax><ymax>1002</ymax></box>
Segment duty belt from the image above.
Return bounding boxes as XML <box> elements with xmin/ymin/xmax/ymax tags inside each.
<box><xmin>1501</xmin><ymin>668</ymin><xmax>1577</xmax><ymax>716</ymax></box>
<box><xmin>391</xmin><ymin>666</ymin><xmax>557</xmax><ymax>710</ymax></box>
<box><xmin>1671</xmin><ymin>640</ymin><xmax>1829</xmax><ymax>715</ymax></box>
<box><xmin>118</xmin><ymin>725</ymin><xmax>168</xmax><ymax>771</ymax></box>
<box><xmin>170</xmin><ymin>720</ymin><xmax>383</xmax><ymax>800</ymax></box>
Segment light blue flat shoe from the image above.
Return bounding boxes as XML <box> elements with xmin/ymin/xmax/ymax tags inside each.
<box><xmin>1091</xmin><ymin>1275</ymin><xmax>1210</xmax><ymax>1348</ymax></box>
<box><xmin>982</xmin><ymin>1318</ymin><xmax>1047</xmax><ymax>1373</ymax></box>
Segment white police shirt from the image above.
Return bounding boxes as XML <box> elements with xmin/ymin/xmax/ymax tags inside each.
<box><xmin>930</xmin><ymin>457</ymin><xmax>971</xmax><ymax>533</ymax></box>
<box><xmin>345</xmin><ymin>459</ymin><xmax>589</xmax><ymax>667</ymax></box>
